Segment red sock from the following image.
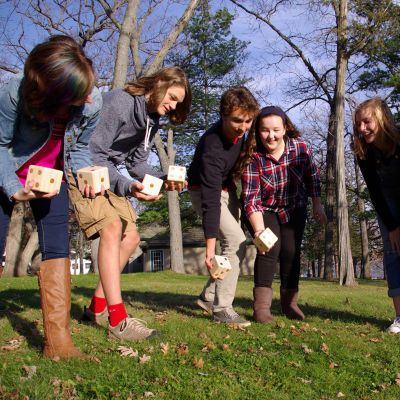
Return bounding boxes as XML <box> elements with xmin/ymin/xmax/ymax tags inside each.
<box><xmin>108</xmin><ymin>303</ymin><xmax>128</xmax><ymax>327</ymax></box>
<box><xmin>89</xmin><ymin>296</ymin><xmax>107</xmax><ymax>313</ymax></box>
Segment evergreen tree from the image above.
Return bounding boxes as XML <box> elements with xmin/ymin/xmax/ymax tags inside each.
<box><xmin>138</xmin><ymin>0</ymin><xmax>250</xmax><ymax>227</ymax></box>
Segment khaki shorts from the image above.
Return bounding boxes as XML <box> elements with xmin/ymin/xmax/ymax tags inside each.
<box><xmin>68</xmin><ymin>172</ymin><xmax>137</xmax><ymax>239</ymax></box>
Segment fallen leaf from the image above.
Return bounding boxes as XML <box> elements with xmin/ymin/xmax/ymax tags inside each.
<box><xmin>320</xmin><ymin>343</ymin><xmax>329</xmax><ymax>354</ymax></box>
<box><xmin>329</xmin><ymin>362</ymin><xmax>340</xmax><ymax>369</ymax></box>
<box><xmin>301</xmin><ymin>343</ymin><xmax>313</xmax><ymax>354</ymax></box>
<box><xmin>222</xmin><ymin>343</ymin><xmax>231</xmax><ymax>352</ymax></box>
<box><xmin>160</xmin><ymin>342</ymin><xmax>169</xmax><ymax>355</ymax></box>
<box><xmin>291</xmin><ymin>327</ymin><xmax>301</xmax><ymax>336</ymax></box>
<box><xmin>144</xmin><ymin>346</ymin><xmax>154</xmax><ymax>353</ymax></box>
<box><xmin>337</xmin><ymin>392</ymin><xmax>345</xmax><ymax>397</ymax></box>
<box><xmin>20</xmin><ymin>365</ymin><xmax>36</xmax><ymax>381</ymax></box>
<box><xmin>369</xmin><ymin>338</ymin><xmax>380</xmax><ymax>343</ymax></box>
<box><xmin>193</xmin><ymin>357</ymin><xmax>204</xmax><ymax>369</ymax></box>
<box><xmin>118</xmin><ymin>346</ymin><xmax>139</xmax><ymax>358</ymax></box>
<box><xmin>204</xmin><ymin>342</ymin><xmax>216</xmax><ymax>350</ymax></box>
<box><xmin>296</xmin><ymin>377</ymin><xmax>312</xmax><ymax>384</ymax></box>
<box><xmin>139</xmin><ymin>354</ymin><xmax>151</xmax><ymax>364</ymax></box>
<box><xmin>176</xmin><ymin>343</ymin><xmax>189</xmax><ymax>356</ymax></box>
<box><xmin>144</xmin><ymin>392</ymin><xmax>154</xmax><ymax>397</ymax></box>
<box><xmin>199</xmin><ymin>332</ymin><xmax>207</xmax><ymax>340</ymax></box>
<box><xmin>52</xmin><ymin>378</ymin><xmax>62</xmax><ymax>387</ymax></box>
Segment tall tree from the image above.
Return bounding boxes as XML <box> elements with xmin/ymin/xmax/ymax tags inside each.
<box><xmin>228</xmin><ymin>0</ymin><xmax>398</xmax><ymax>285</ymax></box>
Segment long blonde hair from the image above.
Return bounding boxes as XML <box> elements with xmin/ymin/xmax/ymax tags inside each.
<box><xmin>353</xmin><ymin>97</ymin><xmax>400</xmax><ymax>160</ymax></box>
<box><xmin>124</xmin><ymin>66</ymin><xmax>191</xmax><ymax>125</ymax></box>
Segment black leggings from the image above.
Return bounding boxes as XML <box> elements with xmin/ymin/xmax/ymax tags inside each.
<box><xmin>254</xmin><ymin>207</ymin><xmax>307</xmax><ymax>289</ymax></box>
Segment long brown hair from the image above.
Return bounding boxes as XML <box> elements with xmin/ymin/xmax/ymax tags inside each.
<box><xmin>124</xmin><ymin>66</ymin><xmax>191</xmax><ymax>125</ymax></box>
<box><xmin>23</xmin><ymin>35</ymin><xmax>94</xmax><ymax>121</ymax></box>
<box><xmin>353</xmin><ymin>97</ymin><xmax>400</xmax><ymax>160</ymax></box>
<box><xmin>232</xmin><ymin>106</ymin><xmax>300</xmax><ymax>181</ymax></box>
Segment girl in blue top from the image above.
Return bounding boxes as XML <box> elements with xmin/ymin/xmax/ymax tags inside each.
<box><xmin>0</xmin><ymin>35</ymin><xmax>102</xmax><ymax>359</ymax></box>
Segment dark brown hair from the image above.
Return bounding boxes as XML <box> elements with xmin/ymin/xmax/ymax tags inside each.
<box><xmin>219</xmin><ymin>87</ymin><xmax>259</xmax><ymax>117</ymax></box>
<box><xmin>353</xmin><ymin>97</ymin><xmax>400</xmax><ymax>159</ymax></box>
<box><xmin>23</xmin><ymin>35</ymin><xmax>94</xmax><ymax>121</ymax></box>
<box><xmin>232</xmin><ymin>106</ymin><xmax>300</xmax><ymax>180</ymax></box>
<box><xmin>124</xmin><ymin>66</ymin><xmax>191</xmax><ymax>125</ymax></box>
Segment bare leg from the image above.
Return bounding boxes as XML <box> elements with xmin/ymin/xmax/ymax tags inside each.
<box><xmin>393</xmin><ymin>295</ymin><xmax>400</xmax><ymax>316</ymax></box>
<box><xmin>94</xmin><ymin>221</ymin><xmax>139</xmax><ymax>305</ymax></box>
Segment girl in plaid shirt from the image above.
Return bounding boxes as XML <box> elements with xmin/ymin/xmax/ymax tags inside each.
<box><xmin>234</xmin><ymin>106</ymin><xmax>327</xmax><ymax>323</ymax></box>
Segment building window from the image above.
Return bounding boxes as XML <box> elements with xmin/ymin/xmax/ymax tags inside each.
<box><xmin>150</xmin><ymin>250</ymin><xmax>164</xmax><ymax>272</ymax></box>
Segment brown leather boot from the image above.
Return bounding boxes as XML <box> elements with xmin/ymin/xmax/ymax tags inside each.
<box><xmin>280</xmin><ymin>288</ymin><xmax>304</xmax><ymax>320</ymax></box>
<box><xmin>253</xmin><ymin>287</ymin><xmax>275</xmax><ymax>323</ymax></box>
<box><xmin>38</xmin><ymin>258</ymin><xmax>84</xmax><ymax>359</ymax></box>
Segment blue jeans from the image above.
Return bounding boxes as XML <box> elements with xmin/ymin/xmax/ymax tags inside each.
<box><xmin>0</xmin><ymin>182</ymin><xmax>69</xmax><ymax>261</ymax></box>
<box><xmin>376</xmin><ymin>186</ymin><xmax>400</xmax><ymax>297</ymax></box>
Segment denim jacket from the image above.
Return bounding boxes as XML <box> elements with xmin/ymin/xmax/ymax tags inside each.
<box><xmin>0</xmin><ymin>75</ymin><xmax>103</xmax><ymax>199</ymax></box>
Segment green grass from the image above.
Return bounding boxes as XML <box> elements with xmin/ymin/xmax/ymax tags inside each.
<box><xmin>1</xmin><ymin>272</ymin><xmax>400</xmax><ymax>399</ymax></box>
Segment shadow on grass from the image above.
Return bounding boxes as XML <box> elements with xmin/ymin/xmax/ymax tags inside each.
<box><xmin>0</xmin><ymin>281</ymin><xmax>391</xmax><ymax>350</ymax></box>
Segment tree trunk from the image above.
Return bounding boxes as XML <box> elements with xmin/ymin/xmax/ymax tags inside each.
<box><xmin>3</xmin><ymin>202</ymin><xmax>25</xmax><ymax>277</ymax></box>
<box><xmin>154</xmin><ymin>129</ymin><xmax>185</xmax><ymax>273</ymax></box>
<box><xmin>111</xmin><ymin>0</ymin><xmax>140</xmax><ymax>89</ymax></box>
<box><xmin>334</xmin><ymin>0</ymin><xmax>356</xmax><ymax>286</ymax></box>
<box><xmin>318</xmin><ymin>255</ymin><xmax>324</xmax><ymax>278</ymax></box>
<box><xmin>79</xmin><ymin>228</ymin><xmax>84</xmax><ymax>274</ymax></box>
<box><xmin>16</xmin><ymin>230</ymin><xmax>39</xmax><ymax>277</ymax></box>
<box><xmin>353</xmin><ymin>154</ymin><xmax>371</xmax><ymax>279</ymax></box>
<box><xmin>324</xmin><ymin>114</ymin><xmax>336</xmax><ymax>281</ymax></box>
<box><xmin>91</xmin><ymin>237</ymin><xmax>100</xmax><ymax>274</ymax></box>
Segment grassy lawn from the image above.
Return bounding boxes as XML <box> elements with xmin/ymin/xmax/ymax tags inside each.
<box><xmin>1</xmin><ymin>271</ymin><xmax>400</xmax><ymax>399</ymax></box>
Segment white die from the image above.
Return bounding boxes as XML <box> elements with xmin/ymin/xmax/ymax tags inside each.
<box><xmin>210</xmin><ymin>255</ymin><xmax>232</xmax><ymax>279</ymax></box>
<box><xmin>25</xmin><ymin>165</ymin><xmax>63</xmax><ymax>193</ymax></box>
<box><xmin>167</xmin><ymin>165</ymin><xmax>186</xmax><ymax>183</ymax></box>
<box><xmin>76</xmin><ymin>166</ymin><xmax>110</xmax><ymax>193</ymax></box>
<box><xmin>253</xmin><ymin>228</ymin><xmax>278</xmax><ymax>252</ymax></box>
<box><xmin>141</xmin><ymin>174</ymin><xmax>163</xmax><ymax>196</ymax></box>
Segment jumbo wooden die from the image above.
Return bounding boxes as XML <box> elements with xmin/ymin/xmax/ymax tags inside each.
<box><xmin>141</xmin><ymin>174</ymin><xmax>163</xmax><ymax>196</ymax></box>
<box><xmin>25</xmin><ymin>165</ymin><xmax>63</xmax><ymax>193</ymax></box>
<box><xmin>210</xmin><ymin>255</ymin><xmax>232</xmax><ymax>279</ymax></box>
<box><xmin>253</xmin><ymin>228</ymin><xmax>278</xmax><ymax>252</ymax></box>
<box><xmin>167</xmin><ymin>165</ymin><xmax>186</xmax><ymax>183</ymax></box>
<box><xmin>76</xmin><ymin>166</ymin><xmax>110</xmax><ymax>193</ymax></box>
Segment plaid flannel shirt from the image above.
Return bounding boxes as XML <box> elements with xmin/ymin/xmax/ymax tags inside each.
<box><xmin>242</xmin><ymin>137</ymin><xmax>322</xmax><ymax>224</ymax></box>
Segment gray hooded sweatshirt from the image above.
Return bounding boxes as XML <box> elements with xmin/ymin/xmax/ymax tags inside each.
<box><xmin>89</xmin><ymin>89</ymin><xmax>164</xmax><ymax>197</ymax></box>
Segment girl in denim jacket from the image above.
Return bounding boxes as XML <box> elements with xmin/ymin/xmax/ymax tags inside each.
<box><xmin>353</xmin><ymin>98</ymin><xmax>400</xmax><ymax>333</ymax></box>
<box><xmin>0</xmin><ymin>35</ymin><xmax>102</xmax><ymax>359</ymax></box>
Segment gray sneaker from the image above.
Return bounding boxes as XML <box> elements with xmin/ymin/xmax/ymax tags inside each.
<box><xmin>196</xmin><ymin>297</ymin><xmax>213</xmax><ymax>314</ymax></box>
<box><xmin>387</xmin><ymin>316</ymin><xmax>400</xmax><ymax>334</ymax></box>
<box><xmin>213</xmin><ymin>308</ymin><xmax>251</xmax><ymax>327</ymax></box>
<box><xmin>82</xmin><ymin>306</ymin><xmax>109</xmax><ymax>325</ymax></box>
<box><xmin>108</xmin><ymin>316</ymin><xmax>162</xmax><ymax>341</ymax></box>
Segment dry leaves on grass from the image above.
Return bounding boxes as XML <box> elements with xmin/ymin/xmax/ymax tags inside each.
<box><xmin>139</xmin><ymin>354</ymin><xmax>151</xmax><ymax>364</ymax></box>
<box><xmin>20</xmin><ymin>365</ymin><xmax>36</xmax><ymax>381</ymax></box>
<box><xmin>301</xmin><ymin>343</ymin><xmax>313</xmax><ymax>354</ymax></box>
<box><xmin>222</xmin><ymin>343</ymin><xmax>231</xmax><ymax>352</ymax></box>
<box><xmin>1</xmin><ymin>336</ymin><xmax>24</xmax><ymax>351</ymax></box>
<box><xmin>118</xmin><ymin>346</ymin><xmax>139</xmax><ymax>358</ymax></box>
<box><xmin>329</xmin><ymin>362</ymin><xmax>340</xmax><ymax>369</ymax></box>
<box><xmin>337</xmin><ymin>392</ymin><xmax>345</xmax><ymax>398</ymax></box>
<box><xmin>144</xmin><ymin>346</ymin><xmax>154</xmax><ymax>354</ymax></box>
<box><xmin>199</xmin><ymin>332</ymin><xmax>207</xmax><ymax>340</ymax></box>
<box><xmin>291</xmin><ymin>326</ymin><xmax>301</xmax><ymax>336</ymax></box>
<box><xmin>160</xmin><ymin>342</ymin><xmax>169</xmax><ymax>355</ymax></box>
<box><xmin>395</xmin><ymin>372</ymin><xmax>400</xmax><ymax>386</ymax></box>
<box><xmin>369</xmin><ymin>338</ymin><xmax>380</xmax><ymax>343</ymax></box>
<box><xmin>320</xmin><ymin>343</ymin><xmax>329</xmax><ymax>355</ymax></box>
<box><xmin>176</xmin><ymin>343</ymin><xmax>189</xmax><ymax>356</ymax></box>
<box><xmin>193</xmin><ymin>357</ymin><xmax>204</xmax><ymax>369</ymax></box>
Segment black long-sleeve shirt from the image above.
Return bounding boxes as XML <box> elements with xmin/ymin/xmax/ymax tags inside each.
<box><xmin>187</xmin><ymin>120</ymin><xmax>243</xmax><ymax>238</ymax></box>
<box><xmin>357</xmin><ymin>144</ymin><xmax>400</xmax><ymax>232</ymax></box>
